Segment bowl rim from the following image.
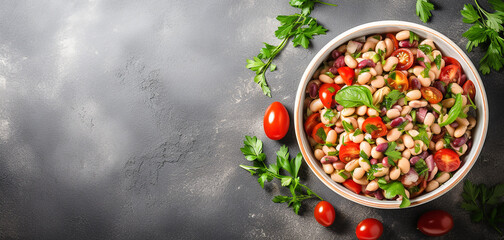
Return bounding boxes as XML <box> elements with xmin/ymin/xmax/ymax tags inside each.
<box><xmin>294</xmin><ymin>20</ymin><xmax>489</xmax><ymax>209</ymax></box>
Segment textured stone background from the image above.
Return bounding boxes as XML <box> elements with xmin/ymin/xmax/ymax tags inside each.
<box><xmin>0</xmin><ymin>0</ymin><xmax>503</xmax><ymax>239</ymax></box>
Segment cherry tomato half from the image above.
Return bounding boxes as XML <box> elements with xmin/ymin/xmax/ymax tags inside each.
<box><xmin>387</xmin><ymin>70</ymin><xmax>409</xmax><ymax>92</ymax></box>
<box><xmin>421</xmin><ymin>87</ymin><xmax>443</xmax><ymax>104</ymax></box>
<box><xmin>314</xmin><ymin>201</ymin><xmax>336</xmax><ymax>227</ymax></box>
<box><xmin>439</xmin><ymin>65</ymin><xmax>461</xmax><ymax>84</ymax></box>
<box><xmin>356</xmin><ymin>218</ymin><xmax>383</xmax><ymax>240</ymax></box>
<box><xmin>339</xmin><ymin>141</ymin><xmax>360</xmax><ymax>163</ymax></box>
<box><xmin>386</xmin><ymin>33</ymin><xmax>399</xmax><ymax>51</ymax></box>
<box><xmin>417</xmin><ymin>210</ymin><xmax>454</xmax><ymax>237</ymax></box>
<box><xmin>338</xmin><ymin>66</ymin><xmax>355</xmax><ymax>86</ymax></box>
<box><xmin>311</xmin><ymin>122</ymin><xmax>331</xmax><ymax>144</ymax></box>
<box><xmin>434</xmin><ymin>148</ymin><xmax>461</xmax><ymax>172</ymax></box>
<box><xmin>362</xmin><ymin>117</ymin><xmax>388</xmax><ymax>138</ymax></box>
<box><xmin>263</xmin><ymin>102</ymin><xmax>290</xmax><ymax>140</ymax></box>
<box><xmin>342</xmin><ymin>179</ymin><xmax>362</xmax><ymax>194</ymax></box>
<box><xmin>319</xmin><ymin>83</ymin><xmax>341</xmax><ymax>109</ymax></box>
<box><xmin>442</xmin><ymin>56</ymin><xmax>462</xmax><ymax>70</ymax></box>
<box><xmin>304</xmin><ymin>113</ymin><xmax>321</xmax><ymax>135</ymax></box>
<box><xmin>391</xmin><ymin>48</ymin><xmax>414</xmax><ymax>70</ymax></box>
<box><xmin>463</xmin><ymin>80</ymin><xmax>476</xmax><ymax>102</ymax></box>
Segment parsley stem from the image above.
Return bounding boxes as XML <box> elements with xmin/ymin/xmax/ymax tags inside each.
<box><xmin>315</xmin><ymin>1</ymin><xmax>338</xmax><ymax>7</ymax></box>
<box><xmin>299</xmin><ymin>183</ymin><xmax>324</xmax><ymax>200</ymax></box>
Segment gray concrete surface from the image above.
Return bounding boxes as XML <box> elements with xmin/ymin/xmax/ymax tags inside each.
<box><xmin>0</xmin><ymin>0</ymin><xmax>503</xmax><ymax>239</ymax></box>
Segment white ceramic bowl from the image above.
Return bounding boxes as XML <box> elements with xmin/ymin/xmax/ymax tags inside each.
<box><xmin>294</xmin><ymin>21</ymin><xmax>488</xmax><ymax>208</ymax></box>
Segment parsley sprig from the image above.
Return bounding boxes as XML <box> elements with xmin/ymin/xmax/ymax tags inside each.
<box><xmin>246</xmin><ymin>1</ymin><xmax>336</xmax><ymax>97</ymax></box>
<box><xmin>416</xmin><ymin>0</ymin><xmax>435</xmax><ymax>23</ymax></box>
<box><xmin>461</xmin><ymin>180</ymin><xmax>504</xmax><ymax>235</ymax></box>
<box><xmin>461</xmin><ymin>0</ymin><xmax>504</xmax><ymax>74</ymax></box>
<box><xmin>240</xmin><ymin>136</ymin><xmax>323</xmax><ymax>214</ymax></box>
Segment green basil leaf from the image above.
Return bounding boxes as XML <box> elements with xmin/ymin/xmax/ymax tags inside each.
<box><xmin>439</xmin><ymin>93</ymin><xmax>463</xmax><ymax>127</ymax></box>
<box><xmin>334</xmin><ymin>86</ymin><xmax>379</xmax><ymax>111</ymax></box>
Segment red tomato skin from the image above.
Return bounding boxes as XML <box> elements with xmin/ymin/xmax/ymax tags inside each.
<box><xmin>304</xmin><ymin>113</ymin><xmax>321</xmax><ymax>135</ymax></box>
<box><xmin>339</xmin><ymin>142</ymin><xmax>360</xmax><ymax>163</ymax></box>
<box><xmin>442</xmin><ymin>56</ymin><xmax>462</xmax><ymax>70</ymax></box>
<box><xmin>311</xmin><ymin>123</ymin><xmax>331</xmax><ymax>144</ymax></box>
<box><xmin>263</xmin><ymin>102</ymin><xmax>290</xmax><ymax>140</ymax></box>
<box><xmin>338</xmin><ymin>67</ymin><xmax>355</xmax><ymax>86</ymax></box>
<box><xmin>417</xmin><ymin>210</ymin><xmax>454</xmax><ymax>237</ymax></box>
<box><xmin>421</xmin><ymin>87</ymin><xmax>443</xmax><ymax>104</ymax></box>
<box><xmin>356</xmin><ymin>218</ymin><xmax>384</xmax><ymax>240</ymax></box>
<box><xmin>463</xmin><ymin>80</ymin><xmax>476</xmax><ymax>101</ymax></box>
<box><xmin>434</xmin><ymin>148</ymin><xmax>461</xmax><ymax>172</ymax></box>
<box><xmin>362</xmin><ymin>117</ymin><xmax>388</xmax><ymax>138</ymax></box>
<box><xmin>314</xmin><ymin>201</ymin><xmax>336</xmax><ymax>227</ymax></box>
<box><xmin>439</xmin><ymin>65</ymin><xmax>461</xmax><ymax>84</ymax></box>
<box><xmin>319</xmin><ymin>83</ymin><xmax>341</xmax><ymax>108</ymax></box>
<box><xmin>343</xmin><ymin>179</ymin><xmax>362</xmax><ymax>194</ymax></box>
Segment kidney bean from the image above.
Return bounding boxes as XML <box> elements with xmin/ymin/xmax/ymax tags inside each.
<box><xmin>374</xmin><ymin>190</ymin><xmax>385</xmax><ymax>200</ymax></box>
<box><xmin>357</xmin><ymin>59</ymin><xmax>376</xmax><ymax>68</ymax></box>
<box><xmin>336</xmin><ymin>104</ymin><xmax>344</xmax><ymax>112</ymax></box>
<box><xmin>333</xmin><ymin>55</ymin><xmax>346</xmax><ymax>68</ymax></box>
<box><xmin>374</xmin><ymin>143</ymin><xmax>388</xmax><ymax>153</ymax></box>
<box><xmin>433</xmin><ymin>111</ymin><xmax>439</xmax><ymax>119</ymax></box>
<box><xmin>428</xmin><ymin>166</ymin><xmax>438</xmax><ymax>181</ymax></box>
<box><xmin>431</xmin><ymin>128</ymin><xmax>447</xmax><ymax>143</ymax></box>
<box><xmin>380</xmin><ymin>107</ymin><xmax>387</xmax><ymax>116</ymax></box>
<box><xmin>308</xmin><ymin>82</ymin><xmax>319</xmax><ymax>98</ymax></box>
<box><xmin>459</xmin><ymin>73</ymin><xmax>467</xmax><ymax>86</ymax></box>
<box><xmin>425</xmin><ymin>155</ymin><xmax>435</xmax><ymax>171</ymax></box>
<box><xmin>419</xmin><ymin>151</ymin><xmax>429</xmax><ymax>160</ymax></box>
<box><xmin>328</xmin><ymin>66</ymin><xmax>339</xmax><ymax>75</ymax></box>
<box><xmin>452</xmin><ymin>134</ymin><xmax>468</xmax><ymax>147</ymax></box>
<box><xmin>432</xmin><ymin>80</ymin><xmax>446</xmax><ymax>96</ymax></box>
<box><xmin>331</xmin><ymin>49</ymin><xmax>342</xmax><ymax>60</ymax></box>
<box><xmin>467</xmin><ymin>139</ymin><xmax>473</xmax><ymax>150</ymax></box>
<box><xmin>399</xmin><ymin>40</ymin><xmax>418</xmax><ymax>48</ymax></box>
<box><xmin>410</xmin><ymin>156</ymin><xmax>421</xmax><ymax>165</ymax></box>
<box><xmin>390</xmin><ymin>117</ymin><xmax>405</xmax><ymax>128</ymax></box>
<box><xmin>335</xmin><ymin>126</ymin><xmax>345</xmax><ymax>133</ymax></box>
<box><xmin>450</xmin><ymin>121</ymin><xmax>459</xmax><ymax>128</ymax></box>
<box><xmin>382</xmin><ymin>157</ymin><xmax>390</xmax><ymax>167</ymax></box>
<box><xmin>417</xmin><ymin>107</ymin><xmax>427</xmax><ymax>123</ymax></box>
<box><xmin>333</xmin><ymin>161</ymin><xmax>346</xmax><ymax>170</ymax></box>
<box><xmin>370</xmin><ymin>158</ymin><xmax>378</xmax><ymax>165</ymax></box>
<box><xmin>410</xmin><ymin>78</ymin><xmax>422</xmax><ymax>90</ymax></box>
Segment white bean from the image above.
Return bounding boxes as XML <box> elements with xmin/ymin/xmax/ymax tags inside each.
<box><xmin>326</xmin><ymin>130</ymin><xmax>337</xmax><ymax>144</ymax></box>
<box><xmin>360</xmin><ymin>141</ymin><xmax>372</xmax><ymax>157</ymax></box>
<box><xmin>366</xmin><ymin>180</ymin><xmax>379</xmax><ymax>191</ymax></box>
<box><xmin>323</xmin><ymin>164</ymin><xmax>335</xmax><ymax>174</ymax></box>
<box><xmin>357</xmin><ymin>72</ymin><xmax>372</xmax><ymax>85</ymax></box>
<box><xmin>371</xmin><ymin>146</ymin><xmax>384</xmax><ymax>159</ymax></box>
<box><xmin>373</xmin><ymin>166</ymin><xmax>389</xmax><ymax>177</ymax></box>
<box><xmin>319</xmin><ymin>74</ymin><xmax>334</xmax><ymax>84</ymax></box>
<box><xmin>418</xmin><ymin>76</ymin><xmax>432</xmax><ymax>87</ymax></box>
<box><xmin>331</xmin><ymin>171</ymin><xmax>348</xmax><ymax>183</ymax></box>
<box><xmin>398</xmin><ymin>158</ymin><xmax>410</xmax><ymax>174</ymax></box>
<box><xmin>384</xmin><ymin>38</ymin><xmax>394</xmax><ymax>57</ymax></box>
<box><xmin>335</xmin><ymin>75</ymin><xmax>345</xmax><ymax>84</ymax></box>
<box><xmin>389</xmin><ymin>167</ymin><xmax>401</xmax><ymax>180</ymax></box>
<box><xmin>386</xmin><ymin>128</ymin><xmax>402</xmax><ymax>142</ymax></box>
<box><xmin>356</xmin><ymin>105</ymin><xmax>368</xmax><ymax>116</ymax></box>
<box><xmin>345</xmin><ymin>159</ymin><xmax>360</xmax><ymax>172</ymax></box>
<box><xmin>341</xmin><ymin>107</ymin><xmax>355</xmax><ymax>117</ymax></box>
<box><xmin>426</xmin><ymin>180</ymin><xmax>440</xmax><ymax>192</ymax></box>
<box><xmin>353</xmin><ymin>167</ymin><xmax>366</xmax><ymax>179</ymax></box>
<box><xmin>383</xmin><ymin>56</ymin><xmax>399</xmax><ymax>72</ymax></box>
<box><xmin>353</xmin><ymin>175</ymin><xmax>369</xmax><ymax>185</ymax></box>
<box><xmin>309</xmin><ymin>99</ymin><xmax>324</xmax><ymax>112</ymax></box>
<box><xmin>374</xmin><ymin>62</ymin><xmax>383</xmax><ymax>76</ymax></box>
<box><xmin>451</xmin><ymin>83</ymin><xmax>464</xmax><ymax>94</ymax></box>
<box><xmin>401</xmin><ymin>106</ymin><xmax>412</xmax><ymax>116</ymax></box>
<box><xmin>402</xmin><ymin>134</ymin><xmax>414</xmax><ymax>149</ymax></box>
<box><xmin>386</xmin><ymin>109</ymin><xmax>401</xmax><ymax>119</ymax></box>
<box><xmin>431</xmin><ymin>123</ymin><xmax>441</xmax><ymax>134</ymax></box>
<box><xmin>344</xmin><ymin>55</ymin><xmax>358</xmax><ymax>69</ymax></box>
<box><xmin>424</xmin><ymin>113</ymin><xmax>435</xmax><ymax>126</ymax></box>
<box><xmin>406</xmin><ymin>90</ymin><xmax>421</xmax><ymax>100</ymax></box>
<box><xmin>359</xmin><ymin>158</ymin><xmax>371</xmax><ymax>172</ymax></box>
<box><xmin>435</xmin><ymin>172</ymin><xmax>450</xmax><ymax>184</ymax></box>
<box><xmin>314</xmin><ymin>149</ymin><xmax>325</xmax><ymax>161</ymax></box>
<box><xmin>454</xmin><ymin>125</ymin><xmax>467</xmax><ymax>138</ymax></box>
<box><xmin>396</xmin><ymin>30</ymin><xmax>410</xmax><ymax>41</ymax></box>
<box><xmin>420</xmin><ymin>39</ymin><xmax>436</xmax><ymax>50</ymax></box>
<box><xmin>371</xmin><ymin>76</ymin><xmax>385</xmax><ymax>88</ymax></box>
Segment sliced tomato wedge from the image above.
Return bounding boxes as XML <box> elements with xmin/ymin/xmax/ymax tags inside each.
<box><xmin>387</xmin><ymin>70</ymin><xmax>409</xmax><ymax>92</ymax></box>
<box><xmin>339</xmin><ymin>141</ymin><xmax>360</xmax><ymax>163</ymax></box>
<box><xmin>391</xmin><ymin>48</ymin><xmax>414</xmax><ymax>70</ymax></box>
<box><xmin>421</xmin><ymin>87</ymin><xmax>443</xmax><ymax>104</ymax></box>
<box><xmin>439</xmin><ymin>65</ymin><xmax>461</xmax><ymax>84</ymax></box>
<box><xmin>362</xmin><ymin>117</ymin><xmax>388</xmax><ymax>138</ymax></box>
<box><xmin>386</xmin><ymin>33</ymin><xmax>399</xmax><ymax>51</ymax></box>
<box><xmin>304</xmin><ymin>113</ymin><xmax>321</xmax><ymax>135</ymax></box>
<box><xmin>319</xmin><ymin>83</ymin><xmax>341</xmax><ymax>109</ymax></box>
<box><xmin>342</xmin><ymin>179</ymin><xmax>362</xmax><ymax>194</ymax></box>
<box><xmin>463</xmin><ymin>80</ymin><xmax>476</xmax><ymax>102</ymax></box>
<box><xmin>311</xmin><ymin>122</ymin><xmax>331</xmax><ymax>144</ymax></box>
<box><xmin>338</xmin><ymin>66</ymin><xmax>355</xmax><ymax>86</ymax></box>
<box><xmin>434</xmin><ymin>148</ymin><xmax>461</xmax><ymax>172</ymax></box>
<box><xmin>442</xmin><ymin>56</ymin><xmax>462</xmax><ymax>70</ymax></box>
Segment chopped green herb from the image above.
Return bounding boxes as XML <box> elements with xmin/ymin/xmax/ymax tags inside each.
<box><xmin>328</xmin><ymin>87</ymin><xmax>336</xmax><ymax>93</ymax></box>
<box><xmin>328</xmin><ymin>151</ymin><xmax>339</xmax><ymax>156</ymax></box>
<box><xmin>316</xmin><ymin>127</ymin><xmax>327</xmax><ymax>141</ymax></box>
<box><xmin>416</xmin><ymin>0</ymin><xmax>435</xmax><ymax>23</ymax></box>
<box><xmin>383</xmin><ymin>90</ymin><xmax>405</xmax><ymax>109</ymax></box>
<box><xmin>365</xmin><ymin>124</ymin><xmax>379</xmax><ymax>134</ymax></box>
<box><xmin>379</xmin><ymin>180</ymin><xmax>410</xmax><ymax>208</ymax></box>
<box><xmin>418</xmin><ymin>44</ymin><xmax>433</xmax><ymax>55</ymax></box>
<box><xmin>360</xmin><ymin>150</ymin><xmax>369</xmax><ymax>160</ymax></box>
<box><xmin>325</xmin><ymin>71</ymin><xmax>335</xmax><ymax>78</ymax></box>
<box><xmin>359</xmin><ymin>68</ymin><xmax>371</xmax><ymax>75</ymax></box>
<box><xmin>409</xmin><ymin>31</ymin><xmax>420</xmax><ymax>43</ymax></box>
<box><xmin>323</xmin><ymin>109</ymin><xmax>336</xmax><ymax>120</ymax></box>
<box><xmin>353</xmin><ymin>128</ymin><xmax>363</xmax><ymax>136</ymax></box>
<box><xmin>385</xmin><ymin>142</ymin><xmax>402</xmax><ymax>161</ymax></box>
<box><xmin>434</xmin><ymin>54</ymin><xmax>442</xmax><ymax>69</ymax></box>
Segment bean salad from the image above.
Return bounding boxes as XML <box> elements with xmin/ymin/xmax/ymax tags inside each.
<box><xmin>303</xmin><ymin>30</ymin><xmax>477</xmax><ymax>207</ymax></box>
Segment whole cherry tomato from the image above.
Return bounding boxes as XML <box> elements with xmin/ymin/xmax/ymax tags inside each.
<box><xmin>319</xmin><ymin>83</ymin><xmax>341</xmax><ymax>108</ymax></box>
<box><xmin>263</xmin><ymin>102</ymin><xmax>289</xmax><ymax>140</ymax></box>
<box><xmin>387</xmin><ymin>70</ymin><xmax>409</xmax><ymax>92</ymax></box>
<box><xmin>338</xmin><ymin>66</ymin><xmax>355</xmax><ymax>86</ymax></box>
<box><xmin>433</xmin><ymin>148</ymin><xmax>461</xmax><ymax>172</ymax></box>
<box><xmin>362</xmin><ymin>117</ymin><xmax>388</xmax><ymax>138</ymax></box>
<box><xmin>355</xmin><ymin>218</ymin><xmax>383</xmax><ymax>240</ymax></box>
<box><xmin>314</xmin><ymin>201</ymin><xmax>336</xmax><ymax>227</ymax></box>
<box><xmin>421</xmin><ymin>87</ymin><xmax>443</xmax><ymax>104</ymax></box>
<box><xmin>339</xmin><ymin>141</ymin><xmax>360</xmax><ymax>163</ymax></box>
<box><xmin>417</xmin><ymin>210</ymin><xmax>454</xmax><ymax>237</ymax></box>
<box><xmin>391</xmin><ymin>48</ymin><xmax>414</xmax><ymax>70</ymax></box>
